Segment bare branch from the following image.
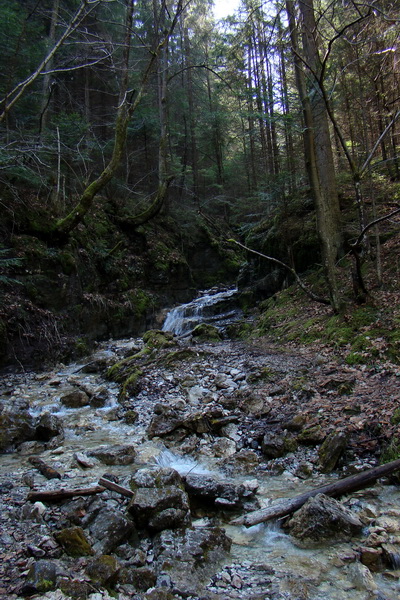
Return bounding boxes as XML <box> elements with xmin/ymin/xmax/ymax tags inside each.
<box><xmin>228</xmin><ymin>239</ymin><xmax>330</xmax><ymax>305</ymax></box>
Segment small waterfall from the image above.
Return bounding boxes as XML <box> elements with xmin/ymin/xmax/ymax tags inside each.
<box><xmin>162</xmin><ymin>287</ymin><xmax>241</xmax><ymax>336</ymax></box>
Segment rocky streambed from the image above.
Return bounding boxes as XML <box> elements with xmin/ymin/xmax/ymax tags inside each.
<box><xmin>1</xmin><ymin>330</ymin><xmax>400</xmax><ymax>600</ymax></box>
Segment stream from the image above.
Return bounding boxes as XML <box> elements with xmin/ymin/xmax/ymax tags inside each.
<box><xmin>1</xmin><ymin>289</ymin><xmax>400</xmax><ymax>600</ymax></box>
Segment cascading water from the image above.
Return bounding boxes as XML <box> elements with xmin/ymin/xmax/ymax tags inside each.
<box><xmin>162</xmin><ymin>287</ymin><xmax>242</xmax><ymax>336</ymax></box>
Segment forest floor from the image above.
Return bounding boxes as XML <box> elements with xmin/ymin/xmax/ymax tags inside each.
<box><xmin>244</xmin><ymin>219</ymin><xmax>400</xmax><ymax>465</ymax></box>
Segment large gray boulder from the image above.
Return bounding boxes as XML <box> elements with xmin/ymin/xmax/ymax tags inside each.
<box><xmin>128</xmin><ymin>467</ymin><xmax>191</xmax><ymax>531</ymax></box>
<box><xmin>285</xmin><ymin>493</ymin><xmax>363</xmax><ymax>543</ymax></box>
<box><xmin>89</xmin><ymin>508</ymin><xmax>137</xmax><ymax>554</ymax></box>
<box><xmin>153</xmin><ymin>526</ymin><xmax>231</xmax><ymax>596</ymax></box>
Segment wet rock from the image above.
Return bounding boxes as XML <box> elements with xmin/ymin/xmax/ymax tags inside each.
<box><xmin>147</xmin><ymin>405</ymin><xmax>183</xmax><ymax>438</ymax></box>
<box><xmin>60</xmin><ymin>389</ymin><xmax>90</xmax><ymax>408</ymax></box>
<box><xmin>261</xmin><ymin>432</ymin><xmax>297</xmax><ymax>458</ymax></box>
<box><xmin>86</xmin><ymin>555</ymin><xmax>121</xmax><ymax>587</ymax></box>
<box><xmin>285</xmin><ymin>493</ymin><xmax>363</xmax><ymax>543</ymax></box>
<box><xmin>221</xmin><ymin>449</ymin><xmax>260</xmax><ymax>474</ymax></box>
<box><xmin>73</xmin><ymin>452</ymin><xmax>96</xmax><ymax>468</ymax></box>
<box><xmin>0</xmin><ymin>407</ymin><xmax>36</xmax><ymax>451</ymax></box>
<box><xmin>88</xmin><ymin>444</ymin><xmax>136</xmax><ymax>465</ymax></box>
<box><xmin>192</xmin><ymin>323</ymin><xmax>222</xmax><ymax>341</ymax></box>
<box><xmin>128</xmin><ymin>467</ymin><xmax>191</xmax><ymax>531</ymax></box>
<box><xmin>153</xmin><ymin>526</ymin><xmax>231</xmax><ymax>595</ymax></box>
<box><xmin>21</xmin><ymin>559</ymin><xmax>57</xmax><ymax>595</ymax></box>
<box><xmin>89</xmin><ymin>508</ymin><xmax>137</xmax><ymax>554</ymax></box>
<box><xmin>128</xmin><ymin>486</ymin><xmax>190</xmax><ymax>530</ymax></box>
<box><xmin>35</xmin><ymin>412</ymin><xmax>64</xmax><ymax>442</ymax></box>
<box><xmin>184</xmin><ymin>472</ymin><xmax>255</xmax><ymax>510</ymax></box>
<box><xmin>89</xmin><ymin>386</ymin><xmax>110</xmax><ymax>407</ymax></box>
<box><xmin>346</xmin><ymin>562</ymin><xmax>378</xmax><ymax>592</ymax></box>
<box><xmin>54</xmin><ymin>526</ymin><xmax>94</xmax><ymax>556</ymax></box>
<box><xmin>318</xmin><ymin>430</ymin><xmax>348</xmax><ymax>473</ymax></box>
<box><xmin>359</xmin><ymin>546</ymin><xmax>384</xmax><ymax>572</ymax></box>
<box><xmin>381</xmin><ymin>542</ymin><xmax>400</xmax><ymax>568</ymax></box>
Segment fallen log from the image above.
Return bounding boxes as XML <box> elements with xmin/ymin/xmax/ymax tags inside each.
<box><xmin>98</xmin><ymin>477</ymin><xmax>134</xmax><ymax>498</ymax></box>
<box><xmin>231</xmin><ymin>458</ymin><xmax>400</xmax><ymax>527</ymax></box>
<box><xmin>27</xmin><ymin>485</ymin><xmax>105</xmax><ymax>502</ymax></box>
<box><xmin>28</xmin><ymin>456</ymin><xmax>62</xmax><ymax>480</ymax></box>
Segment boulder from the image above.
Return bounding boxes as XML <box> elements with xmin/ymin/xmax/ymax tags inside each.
<box><xmin>0</xmin><ymin>408</ymin><xmax>36</xmax><ymax>451</ymax></box>
<box><xmin>184</xmin><ymin>473</ymin><xmax>256</xmax><ymax>510</ymax></box>
<box><xmin>261</xmin><ymin>432</ymin><xmax>297</xmax><ymax>458</ymax></box>
<box><xmin>60</xmin><ymin>389</ymin><xmax>90</xmax><ymax>408</ymax></box>
<box><xmin>318</xmin><ymin>430</ymin><xmax>348</xmax><ymax>473</ymax></box>
<box><xmin>153</xmin><ymin>526</ymin><xmax>231</xmax><ymax>596</ymax></box>
<box><xmin>88</xmin><ymin>444</ymin><xmax>136</xmax><ymax>465</ymax></box>
<box><xmin>285</xmin><ymin>493</ymin><xmax>363</xmax><ymax>543</ymax></box>
<box><xmin>86</xmin><ymin>555</ymin><xmax>121</xmax><ymax>587</ymax></box>
<box><xmin>21</xmin><ymin>560</ymin><xmax>57</xmax><ymax>595</ymax></box>
<box><xmin>89</xmin><ymin>508</ymin><xmax>137</xmax><ymax>554</ymax></box>
<box><xmin>35</xmin><ymin>412</ymin><xmax>64</xmax><ymax>442</ymax></box>
<box><xmin>54</xmin><ymin>526</ymin><xmax>93</xmax><ymax>556</ymax></box>
<box><xmin>191</xmin><ymin>323</ymin><xmax>222</xmax><ymax>341</ymax></box>
<box><xmin>128</xmin><ymin>467</ymin><xmax>191</xmax><ymax>531</ymax></box>
<box><xmin>147</xmin><ymin>404</ymin><xmax>183</xmax><ymax>438</ymax></box>
<box><xmin>119</xmin><ymin>565</ymin><xmax>157</xmax><ymax>591</ymax></box>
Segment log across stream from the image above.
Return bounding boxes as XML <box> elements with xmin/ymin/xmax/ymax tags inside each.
<box><xmin>231</xmin><ymin>458</ymin><xmax>400</xmax><ymax>527</ymax></box>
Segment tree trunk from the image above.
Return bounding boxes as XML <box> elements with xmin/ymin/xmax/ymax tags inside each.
<box><xmin>286</xmin><ymin>0</ymin><xmax>342</xmax><ymax>311</ymax></box>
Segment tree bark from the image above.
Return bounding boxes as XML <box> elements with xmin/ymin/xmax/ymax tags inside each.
<box><xmin>27</xmin><ymin>486</ymin><xmax>105</xmax><ymax>502</ymax></box>
<box><xmin>231</xmin><ymin>458</ymin><xmax>400</xmax><ymax>527</ymax></box>
<box><xmin>286</xmin><ymin>0</ymin><xmax>342</xmax><ymax>311</ymax></box>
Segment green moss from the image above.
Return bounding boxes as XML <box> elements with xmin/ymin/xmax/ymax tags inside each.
<box><xmin>192</xmin><ymin>323</ymin><xmax>222</xmax><ymax>341</ymax></box>
<box><xmin>391</xmin><ymin>408</ymin><xmax>400</xmax><ymax>425</ymax></box>
<box><xmin>381</xmin><ymin>437</ymin><xmax>400</xmax><ymax>463</ymax></box>
<box><xmin>345</xmin><ymin>351</ymin><xmax>366</xmax><ymax>365</ymax></box>
<box><xmin>54</xmin><ymin>527</ymin><xmax>93</xmax><ymax>557</ymax></box>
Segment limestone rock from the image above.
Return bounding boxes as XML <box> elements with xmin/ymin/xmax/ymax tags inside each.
<box><xmin>318</xmin><ymin>430</ymin><xmax>348</xmax><ymax>473</ymax></box>
<box><xmin>285</xmin><ymin>493</ymin><xmax>363</xmax><ymax>543</ymax></box>
<box><xmin>261</xmin><ymin>432</ymin><xmax>297</xmax><ymax>458</ymax></box>
<box><xmin>60</xmin><ymin>389</ymin><xmax>90</xmax><ymax>408</ymax></box>
<box><xmin>184</xmin><ymin>472</ymin><xmax>256</xmax><ymax>510</ymax></box>
<box><xmin>153</xmin><ymin>526</ymin><xmax>231</xmax><ymax>595</ymax></box>
<box><xmin>22</xmin><ymin>560</ymin><xmax>57</xmax><ymax>595</ymax></box>
<box><xmin>88</xmin><ymin>444</ymin><xmax>136</xmax><ymax>465</ymax></box>
<box><xmin>86</xmin><ymin>555</ymin><xmax>121</xmax><ymax>587</ymax></box>
<box><xmin>0</xmin><ymin>408</ymin><xmax>35</xmax><ymax>451</ymax></box>
<box><xmin>89</xmin><ymin>508</ymin><xmax>136</xmax><ymax>554</ymax></box>
<box><xmin>128</xmin><ymin>467</ymin><xmax>191</xmax><ymax>531</ymax></box>
<box><xmin>35</xmin><ymin>412</ymin><xmax>64</xmax><ymax>442</ymax></box>
<box><xmin>147</xmin><ymin>405</ymin><xmax>183</xmax><ymax>438</ymax></box>
<box><xmin>54</xmin><ymin>526</ymin><xmax>93</xmax><ymax>556</ymax></box>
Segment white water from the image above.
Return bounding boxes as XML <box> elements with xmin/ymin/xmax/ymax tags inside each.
<box><xmin>162</xmin><ymin>287</ymin><xmax>240</xmax><ymax>335</ymax></box>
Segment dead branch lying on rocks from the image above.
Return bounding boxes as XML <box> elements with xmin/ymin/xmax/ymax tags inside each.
<box><xmin>230</xmin><ymin>458</ymin><xmax>400</xmax><ymax>527</ymax></box>
<box><xmin>28</xmin><ymin>456</ymin><xmax>62</xmax><ymax>480</ymax></box>
<box><xmin>27</xmin><ymin>485</ymin><xmax>105</xmax><ymax>502</ymax></box>
<box><xmin>98</xmin><ymin>477</ymin><xmax>134</xmax><ymax>498</ymax></box>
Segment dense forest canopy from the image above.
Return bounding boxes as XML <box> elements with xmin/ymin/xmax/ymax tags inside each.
<box><xmin>0</xmin><ymin>0</ymin><xmax>399</xmax><ymax>362</ymax></box>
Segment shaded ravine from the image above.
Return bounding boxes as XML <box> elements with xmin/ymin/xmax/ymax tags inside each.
<box><xmin>0</xmin><ymin>315</ymin><xmax>400</xmax><ymax>598</ymax></box>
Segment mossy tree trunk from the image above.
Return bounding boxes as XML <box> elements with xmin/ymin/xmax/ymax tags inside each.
<box><xmin>38</xmin><ymin>0</ymin><xmax>183</xmax><ymax>241</ymax></box>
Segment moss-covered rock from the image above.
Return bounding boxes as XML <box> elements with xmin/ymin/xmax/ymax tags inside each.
<box><xmin>54</xmin><ymin>526</ymin><xmax>93</xmax><ymax>557</ymax></box>
<box><xmin>318</xmin><ymin>430</ymin><xmax>348</xmax><ymax>473</ymax></box>
<box><xmin>192</xmin><ymin>323</ymin><xmax>222</xmax><ymax>341</ymax></box>
<box><xmin>86</xmin><ymin>555</ymin><xmax>121</xmax><ymax>587</ymax></box>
